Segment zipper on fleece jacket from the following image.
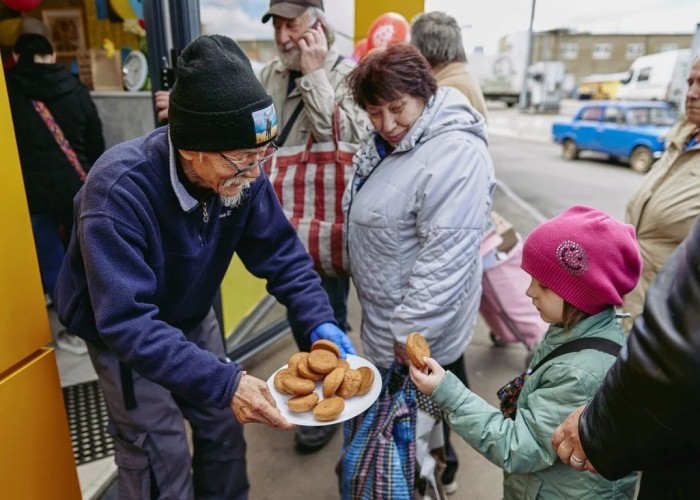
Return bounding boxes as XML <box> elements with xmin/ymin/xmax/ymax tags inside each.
<box><xmin>199</xmin><ymin>201</ymin><xmax>209</xmax><ymax>246</ymax></box>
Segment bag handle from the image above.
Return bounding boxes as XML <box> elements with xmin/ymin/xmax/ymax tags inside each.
<box><xmin>530</xmin><ymin>337</ymin><xmax>621</xmax><ymax>374</ymax></box>
<box><xmin>31</xmin><ymin>100</ymin><xmax>87</xmax><ymax>182</ymax></box>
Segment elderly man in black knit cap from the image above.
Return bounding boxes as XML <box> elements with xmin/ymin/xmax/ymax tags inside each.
<box><xmin>55</xmin><ymin>34</ymin><xmax>355</xmax><ymax>499</ymax></box>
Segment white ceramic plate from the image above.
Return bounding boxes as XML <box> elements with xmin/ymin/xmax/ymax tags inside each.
<box><xmin>266</xmin><ymin>354</ymin><xmax>381</xmax><ymax>426</ymax></box>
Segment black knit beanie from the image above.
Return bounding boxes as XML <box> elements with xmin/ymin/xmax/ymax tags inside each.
<box><xmin>14</xmin><ymin>34</ymin><xmax>53</xmax><ymax>65</ymax></box>
<box><xmin>169</xmin><ymin>35</ymin><xmax>277</xmax><ymax>151</ymax></box>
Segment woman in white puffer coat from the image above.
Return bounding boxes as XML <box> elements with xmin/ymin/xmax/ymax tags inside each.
<box><xmin>341</xmin><ymin>44</ymin><xmax>495</xmax><ymax>495</ymax></box>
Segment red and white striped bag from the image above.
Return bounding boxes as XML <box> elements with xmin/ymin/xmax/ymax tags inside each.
<box><xmin>265</xmin><ymin>107</ymin><xmax>357</xmax><ymax>277</ymax></box>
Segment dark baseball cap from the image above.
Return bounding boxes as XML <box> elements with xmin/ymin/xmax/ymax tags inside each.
<box><xmin>261</xmin><ymin>0</ymin><xmax>324</xmax><ymax>23</ymax></box>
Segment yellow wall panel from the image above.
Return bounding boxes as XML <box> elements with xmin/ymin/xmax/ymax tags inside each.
<box><xmin>0</xmin><ymin>349</ymin><xmax>80</xmax><ymax>499</ymax></box>
<box><xmin>0</xmin><ymin>58</ymin><xmax>51</xmax><ymax>374</ymax></box>
<box><xmin>354</xmin><ymin>0</ymin><xmax>424</xmax><ymax>44</ymax></box>
<box><xmin>220</xmin><ymin>255</ymin><xmax>268</xmax><ymax>336</ymax></box>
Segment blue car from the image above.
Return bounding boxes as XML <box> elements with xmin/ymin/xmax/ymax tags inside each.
<box><xmin>551</xmin><ymin>101</ymin><xmax>677</xmax><ymax>172</ymax></box>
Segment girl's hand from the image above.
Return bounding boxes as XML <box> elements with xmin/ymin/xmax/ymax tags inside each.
<box><xmin>408</xmin><ymin>356</ymin><xmax>446</xmax><ymax>395</ymax></box>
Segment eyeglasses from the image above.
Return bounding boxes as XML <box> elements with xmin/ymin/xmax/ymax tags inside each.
<box><xmin>219</xmin><ymin>144</ymin><xmax>278</xmax><ymax>177</ymax></box>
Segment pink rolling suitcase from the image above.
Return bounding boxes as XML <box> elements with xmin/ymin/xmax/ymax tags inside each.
<box><xmin>480</xmin><ymin>238</ymin><xmax>547</xmax><ymax>350</ymax></box>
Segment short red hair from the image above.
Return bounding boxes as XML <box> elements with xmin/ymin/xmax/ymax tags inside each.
<box><xmin>347</xmin><ymin>43</ymin><xmax>437</xmax><ymax>109</ymax></box>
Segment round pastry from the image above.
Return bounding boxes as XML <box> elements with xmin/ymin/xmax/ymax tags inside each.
<box><xmin>282</xmin><ymin>375</ymin><xmax>316</xmax><ymax>396</ymax></box>
<box><xmin>297</xmin><ymin>356</ymin><xmax>325</xmax><ymax>381</ymax></box>
<box><xmin>336</xmin><ymin>368</ymin><xmax>362</xmax><ymax>399</ymax></box>
<box><xmin>406</xmin><ymin>332</ymin><xmax>430</xmax><ymax>369</ymax></box>
<box><xmin>311</xmin><ymin>339</ymin><xmax>341</xmax><ymax>358</ymax></box>
<box><xmin>322</xmin><ymin>366</ymin><xmax>346</xmax><ymax>398</ymax></box>
<box><xmin>287</xmin><ymin>352</ymin><xmax>309</xmax><ymax>376</ymax></box>
<box><xmin>313</xmin><ymin>396</ymin><xmax>345</xmax><ymax>422</ymax></box>
<box><xmin>287</xmin><ymin>392</ymin><xmax>320</xmax><ymax>412</ymax></box>
<box><xmin>337</xmin><ymin>358</ymin><xmax>351</xmax><ymax>371</ymax></box>
<box><xmin>356</xmin><ymin>366</ymin><xmax>375</xmax><ymax>396</ymax></box>
<box><xmin>273</xmin><ymin>368</ymin><xmax>295</xmax><ymax>394</ymax></box>
<box><xmin>308</xmin><ymin>349</ymin><xmax>338</xmax><ymax>374</ymax></box>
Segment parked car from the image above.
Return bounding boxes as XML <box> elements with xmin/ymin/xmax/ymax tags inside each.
<box><xmin>551</xmin><ymin>101</ymin><xmax>677</xmax><ymax>172</ymax></box>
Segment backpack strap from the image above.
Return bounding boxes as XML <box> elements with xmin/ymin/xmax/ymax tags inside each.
<box><xmin>531</xmin><ymin>337</ymin><xmax>622</xmax><ymax>374</ymax></box>
<box><xmin>32</xmin><ymin>100</ymin><xmax>87</xmax><ymax>182</ymax></box>
<box><xmin>275</xmin><ymin>55</ymin><xmax>346</xmax><ymax>147</ymax></box>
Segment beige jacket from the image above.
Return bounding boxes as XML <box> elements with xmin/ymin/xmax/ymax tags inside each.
<box><xmin>434</xmin><ymin>62</ymin><xmax>488</xmax><ymax>121</ymax></box>
<box><xmin>259</xmin><ymin>48</ymin><xmax>368</xmax><ymax>146</ymax></box>
<box><xmin>623</xmin><ymin>120</ymin><xmax>700</xmax><ymax>330</ymax></box>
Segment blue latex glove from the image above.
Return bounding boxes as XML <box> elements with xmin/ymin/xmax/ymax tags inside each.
<box><xmin>309</xmin><ymin>322</ymin><xmax>357</xmax><ymax>359</ymax></box>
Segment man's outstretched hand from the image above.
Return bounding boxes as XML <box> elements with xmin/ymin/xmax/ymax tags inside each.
<box><xmin>230</xmin><ymin>372</ymin><xmax>294</xmax><ymax>430</ymax></box>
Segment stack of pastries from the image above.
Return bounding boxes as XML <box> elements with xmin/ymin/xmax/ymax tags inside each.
<box><xmin>273</xmin><ymin>340</ymin><xmax>375</xmax><ymax>422</ymax></box>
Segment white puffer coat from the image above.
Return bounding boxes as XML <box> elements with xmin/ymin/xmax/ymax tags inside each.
<box><xmin>344</xmin><ymin>87</ymin><xmax>495</xmax><ymax>368</ymax></box>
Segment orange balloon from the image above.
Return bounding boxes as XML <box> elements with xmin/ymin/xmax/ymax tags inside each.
<box><xmin>366</xmin><ymin>12</ymin><xmax>410</xmax><ymax>52</ymax></box>
<box><xmin>352</xmin><ymin>37</ymin><xmax>368</xmax><ymax>62</ymax></box>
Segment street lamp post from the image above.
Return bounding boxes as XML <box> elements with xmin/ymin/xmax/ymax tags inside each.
<box><xmin>519</xmin><ymin>0</ymin><xmax>537</xmax><ymax>110</ymax></box>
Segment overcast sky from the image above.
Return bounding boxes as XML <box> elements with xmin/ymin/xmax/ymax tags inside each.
<box><xmin>200</xmin><ymin>0</ymin><xmax>699</xmax><ymax>54</ymax></box>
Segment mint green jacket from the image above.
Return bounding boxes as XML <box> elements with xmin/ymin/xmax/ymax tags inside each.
<box><xmin>431</xmin><ymin>308</ymin><xmax>638</xmax><ymax>499</ymax></box>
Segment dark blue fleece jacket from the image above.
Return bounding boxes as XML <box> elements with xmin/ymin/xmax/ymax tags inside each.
<box><xmin>55</xmin><ymin>126</ymin><xmax>334</xmax><ymax>409</ymax></box>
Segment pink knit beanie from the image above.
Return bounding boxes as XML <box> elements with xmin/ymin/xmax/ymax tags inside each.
<box><xmin>521</xmin><ymin>206</ymin><xmax>642</xmax><ymax>315</ymax></box>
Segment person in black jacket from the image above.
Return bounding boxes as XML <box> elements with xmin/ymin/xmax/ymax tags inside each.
<box><xmin>6</xmin><ymin>33</ymin><xmax>104</xmax><ymax>355</ymax></box>
<box><xmin>551</xmin><ymin>211</ymin><xmax>700</xmax><ymax>498</ymax></box>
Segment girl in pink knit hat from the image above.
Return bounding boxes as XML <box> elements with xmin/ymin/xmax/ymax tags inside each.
<box><xmin>409</xmin><ymin>205</ymin><xmax>641</xmax><ymax>499</ymax></box>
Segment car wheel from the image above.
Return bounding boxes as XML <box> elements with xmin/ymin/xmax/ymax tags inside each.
<box><xmin>629</xmin><ymin>146</ymin><xmax>653</xmax><ymax>173</ymax></box>
<box><xmin>562</xmin><ymin>139</ymin><xmax>579</xmax><ymax>161</ymax></box>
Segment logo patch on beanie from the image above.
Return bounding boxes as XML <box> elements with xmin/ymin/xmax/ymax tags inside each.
<box><xmin>252</xmin><ymin>104</ymin><xmax>278</xmax><ymax>144</ymax></box>
<box><xmin>556</xmin><ymin>240</ymin><xmax>588</xmax><ymax>276</ymax></box>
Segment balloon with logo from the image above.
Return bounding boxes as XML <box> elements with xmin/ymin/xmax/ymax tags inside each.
<box><xmin>366</xmin><ymin>12</ymin><xmax>410</xmax><ymax>53</ymax></box>
<box><xmin>3</xmin><ymin>0</ymin><xmax>42</xmax><ymax>11</ymax></box>
<box><xmin>352</xmin><ymin>37</ymin><xmax>368</xmax><ymax>62</ymax></box>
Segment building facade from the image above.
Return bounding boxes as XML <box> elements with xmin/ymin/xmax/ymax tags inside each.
<box><xmin>529</xmin><ymin>30</ymin><xmax>692</xmax><ymax>83</ymax></box>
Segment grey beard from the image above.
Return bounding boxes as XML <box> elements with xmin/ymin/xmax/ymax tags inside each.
<box><xmin>220</xmin><ymin>179</ymin><xmax>254</xmax><ymax>207</ymax></box>
<box><xmin>220</xmin><ymin>192</ymin><xmax>244</xmax><ymax>208</ymax></box>
<box><xmin>279</xmin><ymin>48</ymin><xmax>301</xmax><ymax>71</ymax></box>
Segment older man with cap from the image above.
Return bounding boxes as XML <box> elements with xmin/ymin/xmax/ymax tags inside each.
<box><xmin>55</xmin><ymin>34</ymin><xmax>355</xmax><ymax>499</ymax></box>
<box><xmin>260</xmin><ymin>0</ymin><xmax>368</xmax><ymax>453</ymax></box>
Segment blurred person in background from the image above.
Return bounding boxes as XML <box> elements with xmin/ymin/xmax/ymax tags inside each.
<box><xmin>622</xmin><ymin>55</ymin><xmax>700</xmax><ymax>332</ymax></box>
<box><xmin>410</xmin><ymin>11</ymin><xmax>487</xmax><ymax>120</ymax></box>
<box><xmin>6</xmin><ymin>33</ymin><xmax>104</xmax><ymax>356</ymax></box>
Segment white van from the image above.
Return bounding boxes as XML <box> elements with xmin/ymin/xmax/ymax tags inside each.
<box><xmin>616</xmin><ymin>49</ymin><xmax>691</xmax><ymax>107</ymax></box>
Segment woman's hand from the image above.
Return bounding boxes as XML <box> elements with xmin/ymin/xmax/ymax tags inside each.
<box><xmin>408</xmin><ymin>356</ymin><xmax>446</xmax><ymax>396</ymax></box>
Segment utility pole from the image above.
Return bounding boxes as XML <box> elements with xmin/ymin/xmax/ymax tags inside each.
<box><xmin>519</xmin><ymin>0</ymin><xmax>536</xmax><ymax>110</ymax></box>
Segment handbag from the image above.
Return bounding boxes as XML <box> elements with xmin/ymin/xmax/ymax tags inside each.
<box><xmin>266</xmin><ymin>103</ymin><xmax>357</xmax><ymax>277</ymax></box>
<box><xmin>337</xmin><ymin>363</ymin><xmax>417</xmax><ymax>499</ymax></box>
<box><xmin>31</xmin><ymin>100</ymin><xmax>87</xmax><ymax>182</ymax></box>
<box><xmin>497</xmin><ymin>337</ymin><xmax>622</xmax><ymax>419</ymax></box>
